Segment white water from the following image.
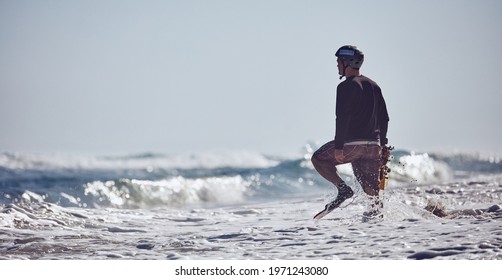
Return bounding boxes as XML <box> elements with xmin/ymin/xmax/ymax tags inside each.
<box><xmin>1</xmin><ymin>176</ymin><xmax>501</xmax><ymax>260</ymax></box>
<box><xmin>1</xmin><ymin>150</ymin><xmax>501</xmax><ymax>259</ymax></box>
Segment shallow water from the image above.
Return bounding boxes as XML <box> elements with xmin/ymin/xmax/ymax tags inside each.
<box><xmin>1</xmin><ymin>150</ymin><xmax>501</xmax><ymax>259</ymax></box>
<box><xmin>1</xmin><ymin>178</ymin><xmax>501</xmax><ymax>260</ymax></box>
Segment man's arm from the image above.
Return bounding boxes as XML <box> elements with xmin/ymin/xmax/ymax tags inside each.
<box><xmin>378</xmin><ymin>92</ymin><xmax>390</xmax><ymax>146</ymax></box>
<box><xmin>334</xmin><ymin>83</ymin><xmax>352</xmax><ymax>149</ymax></box>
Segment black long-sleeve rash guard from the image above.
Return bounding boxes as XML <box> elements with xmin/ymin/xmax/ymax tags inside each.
<box><xmin>334</xmin><ymin>75</ymin><xmax>389</xmax><ymax>149</ymax></box>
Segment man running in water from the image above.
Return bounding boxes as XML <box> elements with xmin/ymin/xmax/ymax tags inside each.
<box><xmin>312</xmin><ymin>45</ymin><xmax>390</xmax><ymax>219</ymax></box>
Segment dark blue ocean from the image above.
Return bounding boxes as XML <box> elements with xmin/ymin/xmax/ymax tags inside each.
<box><xmin>1</xmin><ymin>147</ymin><xmax>501</xmax><ymax>209</ymax></box>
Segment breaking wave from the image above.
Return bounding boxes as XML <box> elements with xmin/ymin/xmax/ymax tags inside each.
<box><xmin>1</xmin><ymin>147</ymin><xmax>500</xmax><ymax>209</ymax></box>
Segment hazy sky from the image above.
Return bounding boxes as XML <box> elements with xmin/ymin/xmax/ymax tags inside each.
<box><xmin>1</xmin><ymin>0</ymin><xmax>501</xmax><ymax>156</ymax></box>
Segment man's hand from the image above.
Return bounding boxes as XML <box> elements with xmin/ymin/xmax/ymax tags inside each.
<box><xmin>335</xmin><ymin>149</ymin><xmax>344</xmax><ymax>162</ymax></box>
<box><xmin>381</xmin><ymin>145</ymin><xmax>394</xmax><ymax>165</ymax></box>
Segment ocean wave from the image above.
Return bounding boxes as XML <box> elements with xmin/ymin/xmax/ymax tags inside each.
<box><xmin>388</xmin><ymin>150</ymin><xmax>454</xmax><ymax>184</ymax></box>
<box><xmin>1</xmin><ymin>148</ymin><xmax>501</xmax><ymax>209</ymax></box>
<box><xmin>429</xmin><ymin>152</ymin><xmax>502</xmax><ymax>175</ymax></box>
<box><xmin>0</xmin><ymin>151</ymin><xmax>279</xmax><ymax>171</ymax></box>
<box><xmin>81</xmin><ymin>176</ymin><xmax>252</xmax><ymax>209</ymax></box>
